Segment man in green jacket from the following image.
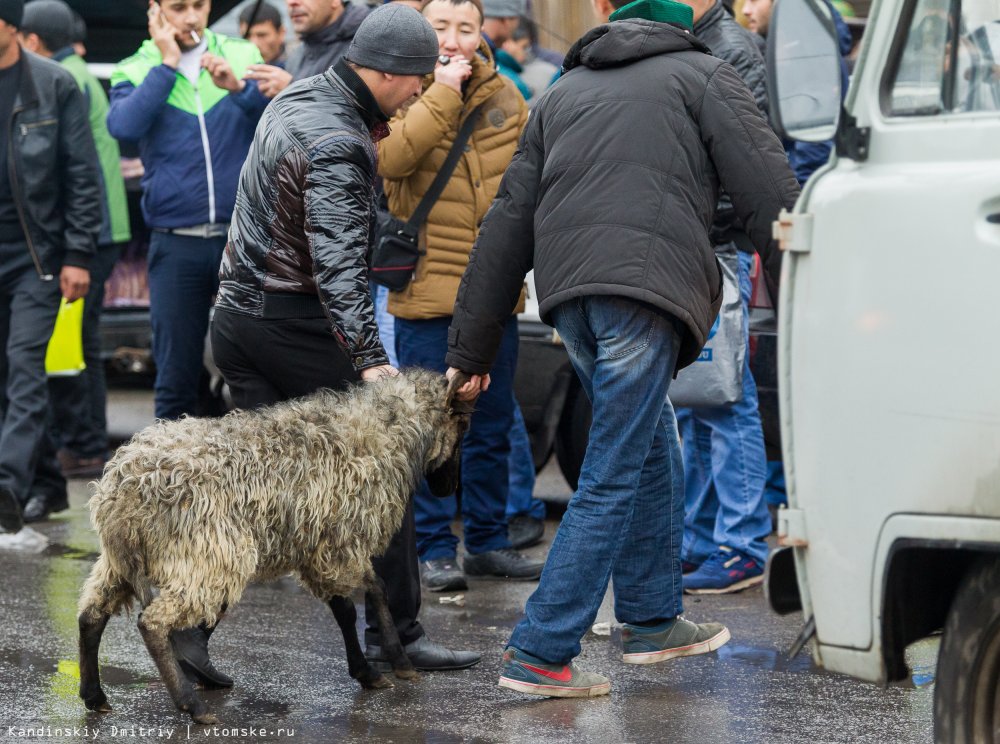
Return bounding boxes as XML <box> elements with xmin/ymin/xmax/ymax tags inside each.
<box><xmin>20</xmin><ymin>0</ymin><xmax>132</xmax><ymax>512</ymax></box>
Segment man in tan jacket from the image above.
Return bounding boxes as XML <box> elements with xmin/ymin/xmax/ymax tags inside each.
<box><xmin>378</xmin><ymin>0</ymin><xmax>540</xmax><ymax>591</ymax></box>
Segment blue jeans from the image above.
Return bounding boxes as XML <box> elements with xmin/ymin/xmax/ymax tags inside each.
<box><xmin>506</xmin><ymin>402</ymin><xmax>545</xmax><ymax>521</ymax></box>
<box><xmin>509</xmin><ymin>297</ymin><xmax>685</xmax><ymax>664</ymax></box>
<box><xmin>676</xmin><ymin>249</ymin><xmax>770</xmax><ymax>566</ymax></box>
<box><xmin>395</xmin><ymin>315</ymin><xmax>518</xmax><ymax>559</ymax></box>
<box><xmin>147</xmin><ymin>232</ymin><xmax>226</xmax><ymax>420</ymax></box>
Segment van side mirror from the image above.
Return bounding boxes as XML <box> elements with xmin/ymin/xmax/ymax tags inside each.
<box><xmin>767</xmin><ymin>0</ymin><xmax>844</xmax><ymax>142</ymax></box>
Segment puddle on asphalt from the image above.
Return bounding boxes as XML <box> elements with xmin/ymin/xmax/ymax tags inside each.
<box><xmin>714</xmin><ymin>642</ymin><xmax>815</xmax><ymax>673</ymax></box>
<box><xmin>0</xmin><ymin>646</ymin><xmax>149</xmax><ymax>687</ymax></box>
<box><xmin>42</xmin><ymin>543</ymin><xmax>100</xmax><ymax>563</ymax></box>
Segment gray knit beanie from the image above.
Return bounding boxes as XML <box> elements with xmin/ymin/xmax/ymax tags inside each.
<box><xmin>0</xmin><ymin>0</ymin><xmax>23</xmax><ymax>28</ymax></box>
<box><xmin>22</xmin><ymin>0</ymin><xmax>74</xmax><ymax>52</ymax></box>
<box><xmin>482</xmin><ymin>0</ymin><xmax>526</xmax><ymax>18</ymax></box>
<box><xmin>344</xmin><ymin>4</ymin><xmax>439</xmax><ymax>76</ymax></box>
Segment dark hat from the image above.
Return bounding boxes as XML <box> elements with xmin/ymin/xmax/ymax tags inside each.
<box><xmin>0</xmin><ymin>0</ymin><xmax>24</xmax><ymax>28</ymax></box>
<box><xmin>345</xmin><ymin>4</ymin><xmax>439</xmax><ymax>76</ymax></box>
<box><xmin>21</xmin><ymin>0</ymin><xmax>74</xmax><ymax>51</ymax></box>
<box><xmin>482</xmin><ymin>0</ymin><xmax>525</xmax><ymax>19</ymax></box>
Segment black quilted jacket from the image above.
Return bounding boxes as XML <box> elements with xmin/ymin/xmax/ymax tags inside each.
<box><xmin>445</xmin><ymin>19</ymin><xmax>799</xmax><ymax>376</ymax></box>
<box><xmin>216</xmin><ymin>60</ymin><xmax>389</xmax><ymax>371</ymax></box>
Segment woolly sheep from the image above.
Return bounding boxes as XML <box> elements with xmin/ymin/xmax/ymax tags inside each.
<box><xmin>77</xmin><ymin>368</ymin><xmax>472</xmax><ymax>724</ymax></box>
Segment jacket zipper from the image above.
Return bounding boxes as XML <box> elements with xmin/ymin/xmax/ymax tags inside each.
<box><xmin>193</xmin><ymin>88</ymin><xmax>216</xmax><ymax>224</ymax></box>
<box><xmin>8</xmin><ymin>104</ymin><xmax>54</xmax><ymax>281</ymax></box>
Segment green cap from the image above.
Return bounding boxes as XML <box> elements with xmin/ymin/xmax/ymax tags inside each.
<box><xmin>609</xmin><ymin>0</ymin><xmax>694</xmax><ymax>30</ymax></box>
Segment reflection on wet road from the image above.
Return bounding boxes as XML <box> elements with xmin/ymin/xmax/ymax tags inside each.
<box><xmin>0</xmin><ymin>478</ymin><xmax>934</xmax><ymax>744</ymax></box>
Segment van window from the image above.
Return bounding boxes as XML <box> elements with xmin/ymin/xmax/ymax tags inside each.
<box><xmin>888</xmin><ymin>0</ymin><xmax>1000</xmax><ymax>115</ymax></box>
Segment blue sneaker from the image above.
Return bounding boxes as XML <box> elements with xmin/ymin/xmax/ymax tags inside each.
<box><xmin>622</xmin><ymin>617</ymin><xmax>730</xmax><ymax>665</ymax></box>
<box><xmin>498</xmin><ymin>647</ymin><xmax>611</xmax><ymax>698</ymax></box>
<box><xmin>683</xmin><ymin>546</ymin><xmax>764</xmax><ymax>594</ymax></box>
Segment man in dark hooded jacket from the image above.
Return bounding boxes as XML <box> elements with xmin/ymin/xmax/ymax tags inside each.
<box><xmin>444</xmin><ymin>0</ymin><xmax>799</xmax><ymax>697</ymax></box>
<box><xmin>245</xmin><ymin>0</ymin><xmax>370</xmax><ymax>98</ymax></box>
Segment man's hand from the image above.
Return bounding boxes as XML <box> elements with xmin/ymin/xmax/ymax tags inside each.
<box><xmin>244</xmin><ymin>64</ymin><xmax>293</xmax><ymax>99</ymax></box>
<box><xmin>433</xmin><ymin>56</ymin><xmax>472</xmax><ymax>94</ymax></box>
<box><xmin>202</xmin><ymin>54</ymin><xmax>245</xmax><ymax>93</ymax></box>
<box><xmin>148</xmin><ymin>0</ymin><xmax>181</xmax><ymax>68</ymax></box>
<box><xmin>361</xmin><ymin>364</ymin><xmax>399</xmax><ymax>382</ymax></box>
<box><xmin>60</xmin><ymin>266</ymin><xmax>90</xmax><ymax>303</ymax></box>
<box><xmin>446</xmin><ymin>367</ymin><xmax>489</xmax><ymax>400</ymax></box>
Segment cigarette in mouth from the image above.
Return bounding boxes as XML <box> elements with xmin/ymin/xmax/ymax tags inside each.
<box><xmin>190</xmin><ymin>30</ymin><xmax>201</xmax><ymax>44</ymax></box>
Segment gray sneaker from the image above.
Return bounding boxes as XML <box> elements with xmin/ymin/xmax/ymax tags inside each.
<box><xmin>420</xmin><ymin>558</ymin><xmax>468</xmax><ymax>592</ymax></box>
<box><xmin>464</xmin><ymin>548</ymin><xmax>544</xmax><ymax>580</ymax></box>
<box><xmin>621</xmin><ymin>616</ymin><xmax>730</xmax><ymax>665</ymax></box>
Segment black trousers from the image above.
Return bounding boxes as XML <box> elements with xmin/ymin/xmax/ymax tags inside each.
<box><xmin>210</xmin><ymin>307</ymin><xmax>423</xmax><ymax>646</ymax></box>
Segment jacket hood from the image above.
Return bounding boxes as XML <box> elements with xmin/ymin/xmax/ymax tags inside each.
<box><xmin>563</xmin><ymin>18</ymin><xmax>709</xmax><ymax>71</ymax></box>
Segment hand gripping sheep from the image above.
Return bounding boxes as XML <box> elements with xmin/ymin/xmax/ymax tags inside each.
<box><xmin>77</xmin><ymin>368</ymin><xmax>474</xmax><ymax>724</ymax></box>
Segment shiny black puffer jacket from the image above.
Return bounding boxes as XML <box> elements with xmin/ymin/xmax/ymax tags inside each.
<box><xmin>8</xmin><ymin>52</ymin><xmax>100</xmax><ymax>275</ymax></box>
<box><xmin>216</xmin><ymin>60</ymin><xmax>389</xmax><ymax>371</ymax></box>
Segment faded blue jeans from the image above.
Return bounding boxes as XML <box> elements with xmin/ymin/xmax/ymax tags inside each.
<box><xmin>676</xmin><ymin>249</ymin><xmax>770</xmax><ymax>566</ymax></box>
<box><xmin>508</xmin><ymin>296</ymin><xmax>685</xmax><ymax>663</ymax></box>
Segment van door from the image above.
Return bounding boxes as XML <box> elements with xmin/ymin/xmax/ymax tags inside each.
<box><xmin>781</xmin><ymin>0</ymin><xmax>1000</xmax><ymax>652</ymax></box>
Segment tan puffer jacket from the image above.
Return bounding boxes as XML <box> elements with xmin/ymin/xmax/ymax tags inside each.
<box><xmin>379</xmin><ymin>41</ymin><xmax>528</xmax><ymax>319</ymax></box>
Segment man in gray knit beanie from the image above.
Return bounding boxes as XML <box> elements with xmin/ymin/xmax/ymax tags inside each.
<box><xmin>212</xmin><ymin>0</ymin><xmax>481</xmax><ymax>679</ymax></box>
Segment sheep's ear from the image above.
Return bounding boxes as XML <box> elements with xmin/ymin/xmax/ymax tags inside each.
<box><xmin>445</xmin><ymin>371</ymin><xmax>477</xmax><ymax>415</ymax></box>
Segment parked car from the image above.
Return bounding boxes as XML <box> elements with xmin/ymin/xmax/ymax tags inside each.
<box><xmin>763</xmin><ymin>0</ymin><xmax>1000</xmax><ymax>740</ymax></box>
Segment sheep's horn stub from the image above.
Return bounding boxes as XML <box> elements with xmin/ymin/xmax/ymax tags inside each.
<box><xmin>445</xmin><ymin>371</ymin><xmax>477</xmax><ymax>415</ymax></box>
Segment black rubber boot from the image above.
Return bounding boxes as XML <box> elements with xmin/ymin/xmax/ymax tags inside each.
<box><xmin>170</xmin><ymin>623</ymin><xmax>234</xmax><ymax>689</ymax></box>
<box><xmin>0</xmin><ymin>486</ymin><xmax>23</xmax><ymax>534</ymax></box>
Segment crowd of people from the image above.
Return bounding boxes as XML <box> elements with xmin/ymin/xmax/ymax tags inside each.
<box><xmin>0</xmin><ymin>0</ymin><xmax>840</xmax><ymax>698</ymax></box>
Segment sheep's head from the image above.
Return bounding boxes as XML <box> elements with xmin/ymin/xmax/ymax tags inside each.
<box><xmin>424</xmin><ymin>371</ymin><xmax>476</xmax><ymax>497</ymax></box>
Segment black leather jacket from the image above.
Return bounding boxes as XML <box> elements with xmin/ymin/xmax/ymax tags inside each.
<box><xmin>217</xmin><ymin>60</ymin><xmax>389</xmax><ymax>371</ymax></box>
<box><xmin>6</xmin><ymin>51</ymin><xmax>100</xmax><ymax>275</ymax></box>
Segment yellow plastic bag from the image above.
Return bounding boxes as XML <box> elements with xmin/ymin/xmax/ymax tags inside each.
<box><xmin>45</xmin><ymin>298</ymin><xmax>86</xmax><ymax>377</ymax></box>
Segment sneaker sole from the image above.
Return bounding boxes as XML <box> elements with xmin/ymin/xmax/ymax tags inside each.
<box><xmin>464</xmin><ymin>571</ymin><xmax>542</xmax><ymax>582</ymax></box>
<box><xmin>622</xmin><ymin>626</ymin><xmax>731</xmax><ymax>665</ymax></box>
<box><xmin>422</xmin><ymin>577</ymin><xmax>469</xmax><ymax>592</ymax></box>
<box><xmin>498</xmin><ymin>676</ymin><xmax>610</xmax><ymax>698</ymax></box>
<box><xmin>684</xmin><ymin>574</ymin><xmax>764</xmax><ymax>595</ymax></box>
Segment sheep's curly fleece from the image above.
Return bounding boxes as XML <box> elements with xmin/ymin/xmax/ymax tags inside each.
<box><xmin>78</xmin><ymin>368</ymin><xmax>464</xmax><ymax>630</ymax></box>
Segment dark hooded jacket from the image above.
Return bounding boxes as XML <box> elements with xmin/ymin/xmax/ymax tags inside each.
<box><xmin>445</xmin><ymin>19</ymin><xmax>799</xmax><ymax>376</ymax></box>
<box><xmin>285</xmin><ymin>2</ymin><xmax>370</xmax><ymax>80</ymax></box>
<box><xmin>215</xmin><ymin>60</ymin><xmax>389</xmax><ymax>372</ymax></box>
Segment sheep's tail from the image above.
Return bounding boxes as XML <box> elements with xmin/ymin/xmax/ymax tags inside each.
<box><xmin>89</xmin><ymin>470</ymin><xmax>154</xmax><ymax>609</ymax></box>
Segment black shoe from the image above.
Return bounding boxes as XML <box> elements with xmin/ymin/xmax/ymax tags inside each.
<box><xmin>0</xmin><ymin>486</ymin><xmax>23</xmax><ymax>534</ymax></box>
<box><xmin>22</xmin><ymin>492</ymin><xmax>70</xmax><ymax>523</ymax></box>
<box><xmin>508</xmin><ymin>515</ymin><xmax>545</xmax><ymax>550</ymax></box>
<box><xmin>420</xmin><ymin>558</ymin><xmax>468</xmax><ymax>592</ymax></box>
<box><xmin>365</xmin><ymin>636</ymin><xmax>481</xmax><ymax>672</ymax></box>
<box><xmin>464</xmin><ymin>548</ymin><xmax>544</xmax><ymax>580</ymax></box>
<box><xmin>170</xmin><ymin>624</ymin><xmax>234</xmax><ymax>689</ymax></box>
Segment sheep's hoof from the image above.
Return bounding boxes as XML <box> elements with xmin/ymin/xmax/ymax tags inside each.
<box><xmin>393</xmin><ymin>668</ymin><xmax>419</xmax><ymax>681</ymax></box>
<box><xmin>192</xmin><ymin>712</ymin><xmax>219</xmax><ymax>725</ymax></box>
<box><xmin>82</xmin><ymin>691</ymin><xmax>112</xmax><ymax>712</ymax></box>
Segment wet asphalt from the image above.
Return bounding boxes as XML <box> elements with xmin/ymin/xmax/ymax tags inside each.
<box><xmin>0</xmin><ymin>388</ymin><xmax>935</xmax><ymax>744</ymax></box>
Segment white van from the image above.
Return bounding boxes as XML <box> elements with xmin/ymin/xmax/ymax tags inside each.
<box><xmin>764</xmin><ymin>0</ymin><xmax>1000</xmax><ymax>740</ymax></box>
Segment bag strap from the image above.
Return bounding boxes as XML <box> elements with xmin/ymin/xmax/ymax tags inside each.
<box><xmin>398</xmin><ymin>102</ymin><xmax>487</xmax><ymax>238</ymax></box>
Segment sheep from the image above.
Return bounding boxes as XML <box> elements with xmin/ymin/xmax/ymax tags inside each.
<box><xmin>77</xmin><ymin>368</ymin><xmax>473</xmax><ymax>724</ymax></box>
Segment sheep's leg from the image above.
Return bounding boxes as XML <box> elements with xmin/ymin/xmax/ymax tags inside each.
<box><xmin>328</xmin><ymin>596</ymin><xmax>392</xmax><ymax>689</ymax></box>
<box><xmin>78</xmin><ymin>555</ymin><xmax>132</xmax><ymax>713</ymax></box>
<box><xmin>367</xmin><ymin>575</ymin><xmax>419</xmax><ymax>681</ymax></box>
<box><xmin>137</xmin><ymin>596</ymin><xmax>219</xmax><ymax>725</ymax></box>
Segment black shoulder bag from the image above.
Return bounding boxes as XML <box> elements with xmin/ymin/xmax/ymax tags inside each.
<box><xmin>370</xmin><ymin>103</ymin><xmax>486</xmax><ymax>291</ymax></box>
